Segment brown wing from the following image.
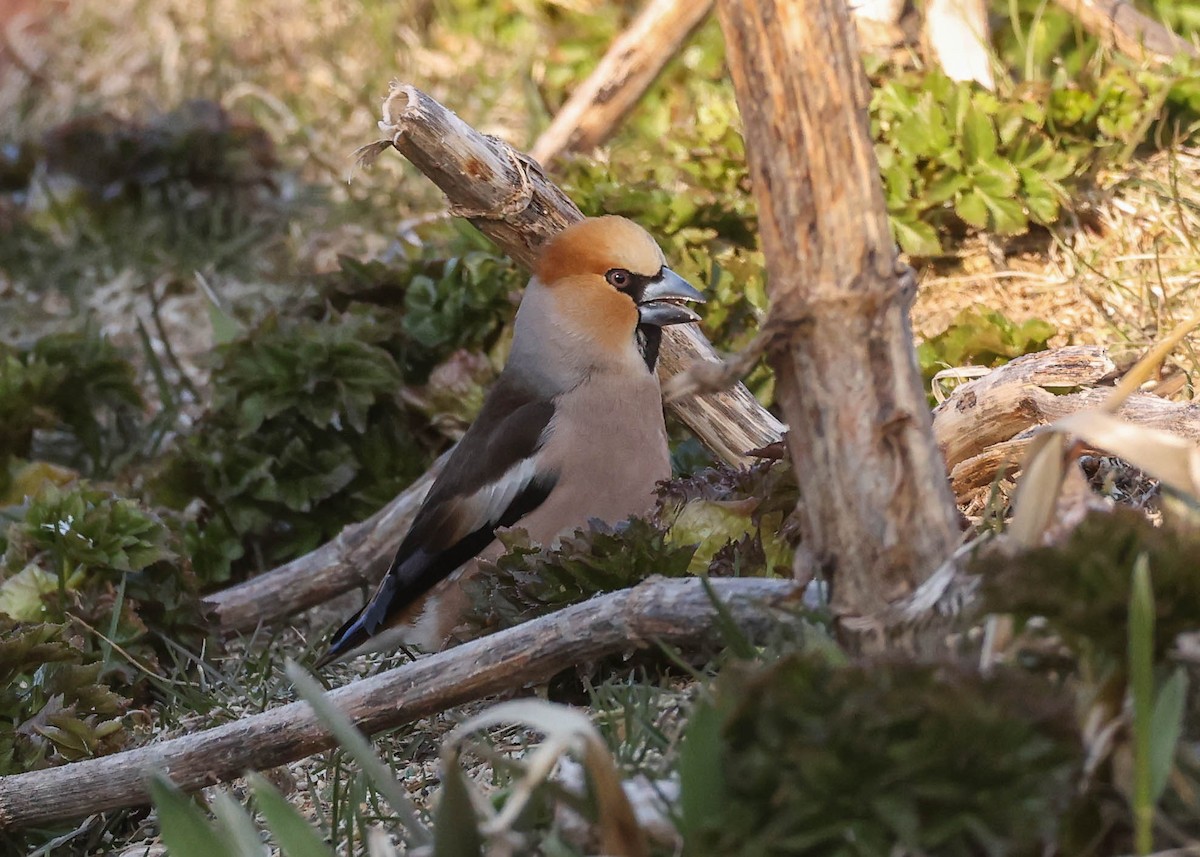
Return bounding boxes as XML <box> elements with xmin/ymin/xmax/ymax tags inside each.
<box><xmin>317</xmin><ymin>373</ymin><xmax>558</xmax><ymax>664</ymax></box>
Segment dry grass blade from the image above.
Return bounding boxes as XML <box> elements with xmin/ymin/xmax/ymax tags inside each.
<box><xmin>1008</xmin><ymin>432</ymin><xmax>1071</xmax><ymax>547</ymax></box>
<box><xmin>1050</xmin><ymin>411</ymin><xmax>1200</xmax><ymax>499</ymax></box>
<box><xmin>444</xmin><ymin>699</ymin><xmax>649</xmax><ymax>857</ymax></box>
<box><xmin>1103</xmin><ymin>312</ymin><xmax>1200</xmax><ymax>414</ymax></box>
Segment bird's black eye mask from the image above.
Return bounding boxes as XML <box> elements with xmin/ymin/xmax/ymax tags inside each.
<box><xmin>605</xmin><ymin>266</ymin><xmax>663</xmax><ymax>302</ymax></box>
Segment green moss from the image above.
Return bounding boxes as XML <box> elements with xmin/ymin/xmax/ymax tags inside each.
<box><xmin>977</xmin><ymin>508</ymin><xmax>1200</xmax><ymax>670</ymax></box>
<box><xmin>681</xmin><ymin>654</ymin><xmax>1081</xmax><ymax>857</ymax></box>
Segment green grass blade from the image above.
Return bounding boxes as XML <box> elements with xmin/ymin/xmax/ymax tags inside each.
<box><xmin>433</xmin><ymin>751</ymin><xmax>484</xmax><ymax>857</ymax></box>
<box><xmin>248</xmin><ymin>772</ymin><xmax>334</xmax><ymax>857</ymax></box>
<box><xmin>1129</xmin><ymin>553</ymin><xmax>1154</xmax><ymax>855</ymax></box>
<box><xmin>678</xmin><ymin>698</ymin><xmax>726</xmax><ymax>848</ymax></box>
<box><xmin>699</xmin><ymin>575</ymin><xmax>756</xmax><ymax>660</ymax></box>
<box><xmin>285</xmin><ymin>659</ymin><xmax>431</xmax><ymax>846</ymax></box>
<box><xmin>210</xmin><ymin>790</ymin><xmax>269</xmax><ymax>857</ymax></box>
<box><xmin>147</xmin><ymin>772</ymin><xmax>227</xmax><ymax>857</ymax></box>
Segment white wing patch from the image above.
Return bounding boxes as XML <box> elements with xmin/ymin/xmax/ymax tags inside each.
<box><xmin>452</xmin><ymin>455</ymin><xmax>543</xmax><ymax>538</ymax></box>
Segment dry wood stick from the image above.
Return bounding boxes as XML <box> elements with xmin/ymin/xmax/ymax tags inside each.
<box><xmin>529</xmin><ymin>0</ymin><xmax>714</xmax><ymax>165</ymax></box>
<box><xmin>717</xmin><ymin>0</ymin><xmax>960</xmax><ymax>625</ymax></box>
<box><xmin>1051</xmin><ymin>0</ymin><xmax>1197</xmax><ymax>63</ymax></box>
<box><xmin>203</xmin><ymin>85</ymin><xmax>783</xmax><ymax>632</ymax></box>
<box><xmin>932</xmin><ymin>346</ymin><xmax>1116</xmax><ymax>471</ymax></box>
<box><xmin>0</xmin><ymin>577</ymin><xmax>799</xmax><ymax>830</ymax></box>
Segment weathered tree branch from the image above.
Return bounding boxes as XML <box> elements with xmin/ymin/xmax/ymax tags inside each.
<box><xmin>203</xmin><ymin>85</ymin><xmax>784</xmax><ymax>632</ymax></box>
<box><xmin>716</xmin><ymin>0</ymin><xmax>960</xmax><ymax>624</ymax></box>
<box><xmin>530</xmin><ymin>0</ymin><xmax>714</xmax><ymax>165</ymax></box>
<box><xmin>1050</xmin><ymin>0</ymin><xmax>1197</xmax><ymax>63</ymax></box>
<box><xmin>0</xmin><ymin>577</ymin><xmax>799</xmax><ymax>830</ymax></box>
<box><xmin>933</xmin><ymin>346</ymin><xmax>1117</xmax><ymax>472</ymax></box>
<box><xmin>933</xmin><ymin>347</ymin><xmax>1200</xmax><ymax>494</ymax></box>
<box><xmin>924</xmin><ymin>0</ymin><xmax>995</xmax><ymax>89</ymax></box>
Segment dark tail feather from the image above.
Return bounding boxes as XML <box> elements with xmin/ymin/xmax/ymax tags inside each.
<box><xmin>313</xmin><ymin>606</ymin><xmax>370</xmax><ymax>668</ymax></box>
<box><xmin>314</xmin><ymin>563</ymin><xmax>409</xmax><ymax>668</ymax></box>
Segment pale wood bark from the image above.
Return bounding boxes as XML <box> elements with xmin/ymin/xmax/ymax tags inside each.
<box><xmin>529</xmin><ymin>0</ymin><xmax>714</xmax><ymax>165</ymax></box>
<box><xmin>202</xmin><ymin>85</ymin><xmax>785</xmax><ymax>632</ymax></box>
<box><xmin>0</xmin><ymin>577</ymin><xmax>799</xmax><ymax>830</ymax></box>
<box><xmin>1051</xmin><ymin>0</ymin><xmax>1197</xmax><ymax>63</ymax></box>
<box><xmin>933</xmin><ymin>346</ymin><xmax>1116</xmax><ymax>471</ymax></box>
<box><xmin>716</xmin><ymin>0</ymin><xmax>961</xmax><ymax>621</ymax></box>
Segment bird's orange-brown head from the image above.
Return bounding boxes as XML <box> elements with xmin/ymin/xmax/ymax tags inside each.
<box><xmin>531</xmin><ymin>216</ymin><xmax>704</xmax><ymax>362</ymax></box>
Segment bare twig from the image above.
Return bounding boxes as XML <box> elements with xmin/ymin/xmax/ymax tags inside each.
<box><xmin>529</xmin><ymin>0</ymin><xmax>714</xmax><ymax>165</ymax></box>
<box><xmin>0</xmin><ymin>577</ymin><xmax>800</xmax><ymax>829</ymax></box>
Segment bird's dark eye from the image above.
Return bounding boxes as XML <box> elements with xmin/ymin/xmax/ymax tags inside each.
<box><xmin>606</xmin><ymin>268</ymin><xmax>631</xmax><ymax>288</ymax></box>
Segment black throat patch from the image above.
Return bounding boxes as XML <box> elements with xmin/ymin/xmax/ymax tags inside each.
<box><xmin>635</xmin><ymin>325</ymin><xmax>663</xmax><ymax>372</ymax></box>
<box><xmin>620</xmin><ymin>268</ymin><xmax>666</xmax><ymax>372</ymax></box>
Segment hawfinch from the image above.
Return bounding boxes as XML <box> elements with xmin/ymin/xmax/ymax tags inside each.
<box><xmin>317</xmin><ymin>216</ymin><xmax>704</xmax><ymax>665</ymax></box>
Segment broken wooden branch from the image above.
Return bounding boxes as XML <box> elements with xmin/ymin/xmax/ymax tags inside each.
<box><xmin>933</xmin><ymin>346</ymin><xmax>1200</xmax><ymax>494</ymax></box>
<box><xmin>0</xmin><ymin>577</ymin><xmax>800</xmax><ymax>829</ymax></box>
<box><xmin>933</xmin><ymin>346</ymin><xmax>1117</xmax><ymax>471</ymax></box>
<box><xmin>1050</xmin><ymin>0</ymin><xmax>1197</xmax><ymax>64</ymax></box>
<box><xmin>530</xmin><ymin>0</ymin><xmax>714</xmax><ymax>165</ymax></box>
<box><xmin>924</xmin><ymin>0</ymin><xmax>994</xmax><ymax>89</ymax></box>
<box><xmin>716</xmin><ymin>0</ymin><xmax>960</xmax><ymax>626</ymax></box>
<box><xmin>203</xmin><ymin>84</ymin><xmax>784</xmax><ymax>632</ymax></box>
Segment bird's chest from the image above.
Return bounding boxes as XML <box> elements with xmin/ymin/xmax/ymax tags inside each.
<box><xmin>524</xmin><ymin>371</ymin><xmax>670</xmax><ymax>543</ymax></box>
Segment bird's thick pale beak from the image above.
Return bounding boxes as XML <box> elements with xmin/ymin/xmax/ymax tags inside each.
<box><xmin>637</xmin><ymin>269</ymin><xmax>705</xmax><ymax>327</ymax></box>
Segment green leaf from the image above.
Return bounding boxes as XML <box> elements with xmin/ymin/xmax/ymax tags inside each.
<box><xmin>962</xmin><ymin>105</ymin><xmax>997</xmax><ymax>163</ymax></box>
<box><xmin>955</xmin><ymin>190</ymin><xmax>990</xmax><ymax>229</ymax></box>
<box><xmin>248</xmin><ymin>772</ymin><xmax>334</xmax><ymax>857</ymax></box>
<box><xmin>207</xmin><ymin>301</ymin><xmax>243</xmax><ymax>347</ymax></box>
<box><xmin>210</xmin><ymin>790</ymin><xmax>269</xmax><ymax>857</ymax></box>
<box><xmin>980</xmin><ymin>192</ymin><xmax>1028</xmax><ymax>236</ymax></box>
<box><xmin>891</xmin><ymin>217</ymin><xmax>943</xmax><ymax>257</ymax></box>
<box><xmin>149</xmin><ymin>772</ymin><xmax>228</xmax><ymax>857</ymax></box>
<box><xmin>1149</xmin><ymin>668</ymin><xmax>1189</xmax><ymax>803</ymax></box>
<box><xmin>433</xmin><ymin>751</ymin><xmax>484</xmax><ymax>857</ymax></box>
<box><xmin>678</xmin><ymin>698</ymin><xmax>726</xmax><ymax>847</ymax></box>
<box><xmin>971</xmin><ymin>155</ymin><xmax>1020</xmax><ymax>197</ymax></box>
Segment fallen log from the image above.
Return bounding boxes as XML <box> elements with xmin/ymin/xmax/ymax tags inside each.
<box><xmin>0</xmin><ymin>577</ymin><xmax>800</xmax><ymax>829</ymax></box>
<box><xmin>202</xmin><ymin>84</ymin><xmax>784</xmax><ymax>632</ymax></box>
<box><xmin>530</xmin><ymin>0</ymin><xmax>714</xmax><ymax>165</ymax></box>
<box><xmin>933</xmin><ymin>346</ymin><xmax>1200</xmax><ymax>494</ymax></box>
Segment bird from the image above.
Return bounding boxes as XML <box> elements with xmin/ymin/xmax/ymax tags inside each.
<box><xmin>315</xmin><ymin>215</ymin><xmax>705</xmax><ymax>666</ymax></box>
